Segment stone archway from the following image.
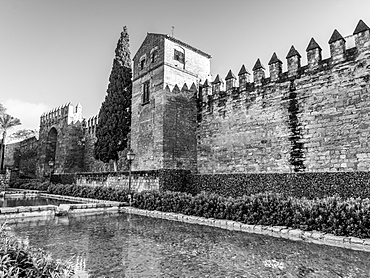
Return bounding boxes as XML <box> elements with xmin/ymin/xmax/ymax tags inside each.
<box><xmin>45</xmin><ymin>127</ymin><xmax>58</xmax><ymax>168</ymax></box>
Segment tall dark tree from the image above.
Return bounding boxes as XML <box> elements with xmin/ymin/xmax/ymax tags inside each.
<box><xmin>94</xmin><ymin>26</ymin><xmax>132</xmax><ymax>171</ymax></box>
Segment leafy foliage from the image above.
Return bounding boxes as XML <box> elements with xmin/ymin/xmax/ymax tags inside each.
<box><xmin>0</xmin><ymin>224</ymin><xmax>75</xmax><ymax>277</ymax></box>
<box><xmin>94</xmin><ymin>26</ymin><xmax>132</xmax><ymax>166</ymax></box>
<box><xmin>192</xmin><ymin>172</ymin><xmax>370</xmax><ymax>199</ymax></box>
<box><xmin>0</xmin><ymin>104</ymin><xmax>6</xmax><ymax>115</ymax></box>
<box><xmin>12</xmin><ymin>181</ymin><xmax>370</xmax><ymax>238</ymax></box>
<box><xmin>0</xmin><ymin>113</ymin><xmax>21</xmax><ymax>170</ymax></box>
<box><xmin>13</xmin><ymin>144</ymin><xmax>38</xmax><ymax>179</ymax></box>
<box><xmin>7</xmin><ymin>129</ymin><xmax>38</xmax><ymax>142</ymax></box>
<box><xmin>134</xmin><ymin>190</ymin><xmax>370</xmax><ymax>238</ymax></box>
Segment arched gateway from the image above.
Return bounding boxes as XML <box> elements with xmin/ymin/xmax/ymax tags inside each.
<box><xmin>37</xmin><ymin>103</ymin><xmax>85</xmax><ymax>177</ymax></box>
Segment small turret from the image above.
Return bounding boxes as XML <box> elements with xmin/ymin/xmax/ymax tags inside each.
<box><xmin>202</xmin><ymin>79</ymin><xmax>210</xmax><ymax>103</ymax></box>
<box><xmin>75</xmin><ymin>103</ymin><xmax>83</xmax><ymax>122</ymax></box>
<box><xmin>189</xmin><ymin>83</ymin><xmax>197</xmax><ymax>99</ymax></box>
<box><xmin>172</xmin><ymin>84</ymin><xmax>180</xmax><ymax>94</ymax></box>
<box><xmin>353</xmin><ymin>19</ymin><xmax>370</xmax><ymax>53</ymax></box>
<box><xmin>286</xmin><ymin>45</ymin><xmax>301</xmax><ymax>77</ymax></box>
<box><xmin>306</xmin><ymin>38</ymin><xmax>322</xmax><ymax>69</ymax></box>
<box><xmin>238</xmin><ymin>65</ymin><xmax>250</xmax><ymax>90</ymax></box>
<box><xmin>225</xmin><ymin>70</ymin><xmax>237</xmax><ymax>90</ymax></box>
<box><xmin>329</xmin><ymin>29</ymin><xmax>346</xmax><ymax>63</ymax></box>
<box><xmin>181</xmin><ymin>83</ymin><xmax>189</xmax><ymax>93</ymax></box>
<box><xmin>212</xmin><ymin>74</ymin><xmax>222</xmax><ymax>96</ymax></box>
<box><xmin>268</xmin><ymin>52</ymin><xmax>282</xmax><ymax>81</ymax></box>
<box><xmin>252</xmin><ymin>58</ymin><xmax>265</xmax><ymax>84</ymax></box>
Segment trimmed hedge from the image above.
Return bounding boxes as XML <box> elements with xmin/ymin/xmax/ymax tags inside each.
<box><xmin>50</xmin><ymin>174</ymin><xmax>76</xmax><ymax>185</ymax></box>
<box><xmin>158</xmin><ymin>169</ymin><xmax>196</xmax><ymax>194</ymax></box>
<box><xmin>47</xmin><ymin>183</ymin><xmax>131</xmax><ymax>203</ymax></box>
<box><xmin>12</xmin><ymin>181</ymin><xmax>370</xmax><ymax>239</ymax></box>
<box><xmin>11</xmin><ymin>180</ymin><xmax>49</xmax><ymax>191</ymax></box>
<box><xmin>192</xmin><ymin>172</ymin><xmax>370</xmax><ymax>199</ymax></box>
<box><xmin>0</xmin><ymin>224</ymin><xmax>74</xmax><ymax>277</ymax></box>
<box><xmin>134</xmin><ymin>190</ymin><xmax>370</xmax><ymax>239</ymax></box>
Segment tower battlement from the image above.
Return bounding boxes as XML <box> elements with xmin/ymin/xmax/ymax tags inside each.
<box><xmin>40</xmin><ymin>102</ymin><xmax>83</xmax><ymax>130</ymax></box>
<box><xmin>86</xmin><ymin>115</ymin><xmax>99</xmax><ymax>136</ymax></box>
<box><xmin>199</xmin><ymin>19</ymin><xmax>370</xmax><ymax>113</ymax></box>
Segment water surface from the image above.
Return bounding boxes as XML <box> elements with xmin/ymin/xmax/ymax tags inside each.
<box><xmin>0</xmin><ymin>196</ymin><xmax>79</xmax><ymax>207</ymax></box>
<box><xmin>10</xmin><ymin>213</ymin><xmax>370</xmax><ymax>277</ymax></box>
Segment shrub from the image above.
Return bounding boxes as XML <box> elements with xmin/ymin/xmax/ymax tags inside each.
<box><xmin>0</xmin><ymin>224</ymin><xmax>74</xmax><ymax>277</ymax></box>
<box><xmin>10</xmin><ymin>181</ymin><xmax>370</xmax><ymax>238</ymax></box>
<box><xmin>11</xmin><ymin>180</ymin><xmax>49</xmax><ymax>191</ymax></box>
<box><xmin>133</xmin><ymin>190</ymin><xmax>370</xmax><ymax>238</ymax></box>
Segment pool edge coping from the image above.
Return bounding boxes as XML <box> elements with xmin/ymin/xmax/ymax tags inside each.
<box><xmin>120</xmin><ymin>207</ymin><xmax>370</xmax><ymax>253</ymax></box>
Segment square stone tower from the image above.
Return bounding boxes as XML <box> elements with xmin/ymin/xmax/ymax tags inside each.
<box><xmin>131</xmin><ymin>33</ymin><xmax>211</xmax><ymax>171</ymax></box>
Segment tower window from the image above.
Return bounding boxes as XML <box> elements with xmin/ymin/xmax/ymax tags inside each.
<box><xmin>151</xmin><ymin>50</ymin><xmax>157</xmax><ymax>63</ymax></box>
<box><xmin>140</xmin><ymin>58</ymin><xmax>146</xmax><ymax>70</ymax></box>
<box><xmin>142</xmin><ymin>81</ymin><xmax>150</xmax><ymax>104</ymax></box>
<box><xmin>174</xmin><ymin>49</ymin><xmax>185</xmax><ymax>63</ymax></box>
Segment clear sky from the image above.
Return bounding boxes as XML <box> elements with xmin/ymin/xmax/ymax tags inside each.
<box><xmin>1</xmin><ymin>0</ymin><xmax>370</xmax><ymax>134</ymax></box>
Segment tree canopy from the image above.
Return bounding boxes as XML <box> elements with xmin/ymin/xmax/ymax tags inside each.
<box><xmin>0</xmin><ymin>113</ymin><xmax>21</xmax><ymax>170</ymax></box>
<box><xmin>0</xmin><ymin>103</ymin><xmax>6</xmax><ymax>114</ymax></box>
<box><xmin>94</xmin><ymin>26</ymin><xmax>132</xmax><ymax>169</ymax></box>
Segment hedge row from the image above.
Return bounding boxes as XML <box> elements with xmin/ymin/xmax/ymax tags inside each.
<box><xmin>12</xmin><ymin>182</ymin><xmax>370</xmax><ymax>239</ymax></box>
<box><xmin>47</xmin><ymin>183</ymin><xmax>131</xmax><ymax>203</ymax></box>
<box><xmin>0</xmin><ymin>224</ymin><xmax>74</xmax><ymax>277</ymax></box>
<box><xmin>134</xmin><ymin>190</ymin><xmax>370</xmax><ymax>239</ymax></box>
<box><xmin>191</xmin><ymin>172</ymin><xmax>370</xmax><ymax>199</ymax></box>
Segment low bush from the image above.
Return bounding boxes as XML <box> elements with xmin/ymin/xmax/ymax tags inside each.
<box><xmin>47</xmin><ymin>184</ymin><xmax>131</xmax><ymax>203</ymax></box>
<box><xmin>11</xmin><ymin>180</ymin><xmax>49</xmax><ymax>191</ymax></box>
<box><xmin>11</xmin><ymin>181</ymin><xmax>370</xmax><ymax>238</ymax></box>
<box><xmin>0</xmin><ymin>224</ymin><xmax>74</xmax><ymax>277</ymax></box>
<box><xmin>133</xmin><ymin>191</ymin><xmax>370</xmax><ymax>239</ymax></box>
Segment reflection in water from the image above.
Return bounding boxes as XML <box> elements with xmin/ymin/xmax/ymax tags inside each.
<box><xmin>0</xmin><ymin>196</ymin><xmax>79</xmax><ymax>207</ymax></box>
<box><xmin>10</xmin><ymin>213</ymin><xmax>370</xmax><ymax>277</ymax></box>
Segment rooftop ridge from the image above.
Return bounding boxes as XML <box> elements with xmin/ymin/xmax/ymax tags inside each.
<box><xmin>306</xmin><ymin>37</ymin><xmax>322</xmax><ymax>51</ymax></box>
<box><xmin>147</xmin><ymin>33</ymin><xmax>212</xmax><ymax>58</ymax></box>
<box><xmin>286</xmin><ymin>45</ymin><xmax>301</xmax><ymax>59</ymax></box>
<box><xmin>353</xmin><ymin>19</ymin><xmax>370</xmax><ymax>35</ymax></box>
<box><xmin>252</xmin><ymin>58</ymin><xmax>265</xmax><ymax>70</ymax></box>
<box><xmin>329</xmin><ymin>29</ymin><xmax>345</xmax><ymax>43</ymax></box>
<box><xmin>225</xmin><ymin>70</ymin><xmax>236</xmax><ymax>80</ymax></box>
<box><xmin>238</xmin><ymin>65</ymin><xmax>249</xmax><ymax>75</ymax></box>
<box><xmin>268</xmin><ymin>52</ymin><xmax>282</xmax><ymax>65</ymax></box>
<box><xmin>212</xmin><ymin>74</ymin><xmax>221</xmax><ymax>84</ymax></box>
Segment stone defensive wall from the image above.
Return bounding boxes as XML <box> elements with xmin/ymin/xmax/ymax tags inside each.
<box><xmin>38</xmin><ymin>102</ymin><xmax>85</xmax><ymax>176</ymax></box>
<box><xmin>51</xmin><ymin>169</ymin><xmax>190</xmax><ymax>193</ymax></box>
<box><xmin>0</xmin><ymin>169</ymin><xmax>11</xmax><ymax>188</ymax></box>
<box><xmin>196</xmin><ymin>20</ymin><xmax>370</xmax><ymax>174</ymax></box>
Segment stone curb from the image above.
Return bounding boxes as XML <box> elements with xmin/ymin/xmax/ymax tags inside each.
<box><xmin>0</xmin><ymin>193</ymin><xmax>123</xmax><ymax>220</ymax></box>
<box><xmin>120</xmin><ymin>207</ymin><xmax>370</xmax><ymax>253</ymax></box>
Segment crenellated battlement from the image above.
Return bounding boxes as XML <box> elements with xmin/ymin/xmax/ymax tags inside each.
<box><xmin>86</xmin><ymin>115</ymin><xmax>99</xmax><ymax>136</ymax></box>
<box><xmin>198</xmin><ymin>19</ymin><xmax>370</xmax><ymax>115</ymax></box>
<box><xmin>40</xmin><ymin>102</ymin><xmax>83</xmax><ymax>130</ymax></box>
<box><xmin>196</xmin><ymin>19</ymin><xmax>370</xmax><ymax>174</ymax></box>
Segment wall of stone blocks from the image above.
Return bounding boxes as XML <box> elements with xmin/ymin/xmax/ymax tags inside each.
<box><xmin>163</xmin><ymin>87</ymin><xmax>198</xmax><ymax>171</ymax></box>
<box><xmin>197</xmin><ymin>26</ymin><xmax>370</xmax><ymax>174</ymax></box>
<box><xmin>198</xmin><ymin>83</ymin><xmax>293</xmax><ymax>174</ymax></box>
<box><xmin>76</xmin><ymin>173</ymin><xmax>160</xmax><ymax>192</ymax></box>
<box><xmin>0</xmin><ymin>169</ymin><xmax>11</xmax><ymax>188</ymax></box>
<box><xmin>38</xmin><ymin>117</ymin><xmax>85</xmax><ymax>176</ymax></box>
<box><xmin>163</xmin><ymin>38</ymin><xmax>211</xmax><ymax>90</ymax></box>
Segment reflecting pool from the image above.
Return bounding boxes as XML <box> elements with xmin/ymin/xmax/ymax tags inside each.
<box><xmin>10</xmin><ymin>213</ymin><xmax>370</xmax><ymax>277</ymax></box>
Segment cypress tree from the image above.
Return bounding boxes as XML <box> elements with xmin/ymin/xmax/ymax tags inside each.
<box><xmin>94</xmin><ymin>26</ymin><xmax>132</xmax><ymax>170</ymax></box>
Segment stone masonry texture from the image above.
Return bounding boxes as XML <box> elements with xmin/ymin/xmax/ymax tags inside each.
<box><xmin>197</xmin><ymin>23</ymin><xmax>370</xmax><ymax>174</ymax></box>
<box><xmin>12</xmin><ymin>20</ymin><xmax>370</xmax><ymax>184</ymax></box>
